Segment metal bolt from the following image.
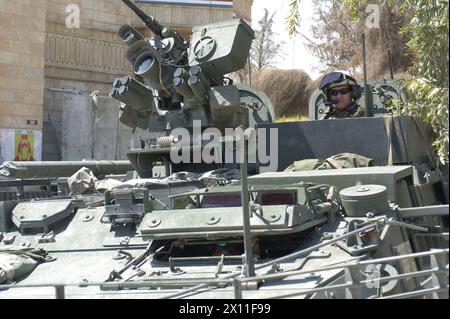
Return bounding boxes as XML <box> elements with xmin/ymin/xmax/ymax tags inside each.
<box><xmin>366</xmin><ymin>212</ymin><xmax>375</xmax><ymax>218</ymax></box>
<box><xmin>306</xmin><ymin>272</ymin><xmax>320</xmax><ymax>279</ymax></box>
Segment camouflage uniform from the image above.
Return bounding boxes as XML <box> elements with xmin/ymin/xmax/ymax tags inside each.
<box><xmin>319</xmin><ymin>72</ymin><xmax>365</xmax><ymax>120</ymax></box>
<box><xmin>321</xmin><ymin>103</ymin><xmax>366</xmax><ymax>120</ymax></box>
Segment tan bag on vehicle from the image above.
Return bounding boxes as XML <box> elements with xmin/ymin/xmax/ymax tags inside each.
<box><xmin>284</xmin><ymin>153</ymin><xmax>375</xmax><ymax>172</ymax></box>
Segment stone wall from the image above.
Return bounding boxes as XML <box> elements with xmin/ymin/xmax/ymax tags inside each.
<box><xmin>0</xmin><ymin>0</ymin><xmax>47</xmax><ymax>161</ymax></box>
<box><xmin>1</xmin><ymin>0</ymin><xmax>252</xmax><ymax>162</ymax></box>
<box><xmin>43</xmin><ymin>0</ymin><xmax>132</xmax><ymax>160</ymax></box>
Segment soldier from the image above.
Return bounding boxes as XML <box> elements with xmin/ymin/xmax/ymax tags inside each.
<box><xmin>319</xmin><ymin>71</ymin><xmax>366</xmax><ymax>119</ymax></box>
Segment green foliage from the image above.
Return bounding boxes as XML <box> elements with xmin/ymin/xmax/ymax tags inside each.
<box><xmin>290</xmin><ymin>0</ymin><xmax>411</xmax><ymax>79</ymax></box>
<box><xmin>251</xmin><ymin>9</ymin><xmax>285</xmax><ymax>71</ymax></box>
<box><xmin>232</xmin><ymin>8</ymin><xmax>285</xmax><ymax>83</ymax></box>
<box><xmin>399</xmin><ymin>0</ymin><xmax>448</xmax><ymax>162</ymax></box>
<box><xmin>329</xmin><ymin>0</ymin><xmax>449</xmax><ymax>161</ymax></box>
<box><xmin>286</xmin><ymin>0</ymin><xmax>301</xmax><ymax>36</ymax></box>
<box><xmin>276</xmin><ymin>115</ymin><xmax>309</xmax><ymax>123</ymax></box>
<box><xmin>307</xmin><ymin>1</ymin><xmax>362</xmax><ymax>73</ymax></box>
<box><xmin>406</xmin><ymin>78</ymin><xmax>449</xmax><ymax>162</ymax></box>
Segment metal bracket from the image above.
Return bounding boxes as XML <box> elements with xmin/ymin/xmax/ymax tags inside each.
<box><xmin>3</xmin><ymin>234</ymin><xmax>16</xmax><ymax>245</ymax></box>
<box><xmin>120</xmin><ymin>237</ymin><xmax>130</xmax><ymax>246</ymax></box>
<box><xmin>249</xmin><ymin>202</ymin><xmax>263</xmax><ymax>218</ymax></box>
<box><xmin>214</xmin><ymin>255</ymin><xmax>225</xmax><ymax>278</ymax></box>
<box><xmin>168</xmin><ymin>257</ymin><xmax>185</xmax><ymax>275</ymax></box>
<box><xmin>336</xmin><ymin>220</ymin><xmax>381</xmax><ymax>256</ymax></box>
<box><xmin>12</xmin><ymin>199</ymin><xmax>84</xmax><ymax>233</ymax></box>
<box><xmin>267</xmin><ymin>263</ymin><xmax>283</xmax><ymax>275</ymax></box>
<box><xmin>112</xmin><ymin>250</ymin><xmax>133</xmax><ymax>261</ymax></box>
<box><xmin>36</xmin><ymin>231</ymin><xmax>56</xmax><ymax>244</ymax></box>
<box><xmin>20</xmin><ymin>241</ymin><xmax>31</xmax><ymax>248</ymax></box>
<box><xmin>430</xmin><ymin>252</ymin><xmax>449</xmax><ymax>299</ymax></box>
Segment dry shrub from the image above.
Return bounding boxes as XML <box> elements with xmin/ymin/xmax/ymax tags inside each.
<box><xmin>305</xmin><ymin>76</ymin><xmax>323</xmax><ymax>97</ymax></box>
<box><xmin>307</xmin><ymin>1</ymin><xmax>411</xmax><ymax>80</ymax></box>
<box><xmin>365</xmin><ymin>5</ymin><xmax>411</xmax><ymax>79</ymax></box>
<box><xmin>252</xmin><ymin>69</ymin><xmax>313</xmax><ymax>118</ymax></box>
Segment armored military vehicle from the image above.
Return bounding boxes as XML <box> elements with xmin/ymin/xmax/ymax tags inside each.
<box><xmin>0</xmin><ymin>0</ymin><xmax>448</xmax><ymax>299</ymax></box>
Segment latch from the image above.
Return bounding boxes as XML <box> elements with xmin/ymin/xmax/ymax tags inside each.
<box><xmin>3</xmin><ymin>234</ymin><xmax>16</xmax><ymax>245</ymax></box>
<box><xmin>36</xmin><ymin>231</ymin><xmax>56</xmax><ymax>244</ymax></box>
<box><xmin>120</xmin><ymin>236</ymin><xmax>130</xmax><ymax>246</ymax></box>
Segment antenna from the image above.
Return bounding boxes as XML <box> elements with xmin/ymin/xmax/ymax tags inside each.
<box><xmin>388</xmin><ymin>49</ymin><xmax>394</xmax><ymax>80</ymax></box>
<box><xmin>121</xmin><ymin>0</ymin><xmax>163</xmax><ymax>36</ymax></box>
<box><xmin>362</xmin><ymin>31</ymin><xmax>374</xmax><ymax>117</ymax></box>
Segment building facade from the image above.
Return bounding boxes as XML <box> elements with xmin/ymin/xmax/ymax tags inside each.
<box><xmin>0</xmin><ymin>0</ymin><xmax>252</xmax><ymax>162</ymax></box>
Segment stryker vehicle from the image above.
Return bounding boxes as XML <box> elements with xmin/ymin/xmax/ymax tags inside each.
<box><xmin>0</xmin><ymin>0</ymin><xmax>448</xmax><ymax>299</ymax></box>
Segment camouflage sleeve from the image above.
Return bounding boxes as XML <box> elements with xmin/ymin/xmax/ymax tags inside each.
<box><xmin>351</xmin><ymin>105</ymin><xmax>366</xmax><ymax>118</ymax></box>
<box><xmin>320</xmin><ymin>111</ymin><xmax>333</xmax><ymax>120</ymax></box>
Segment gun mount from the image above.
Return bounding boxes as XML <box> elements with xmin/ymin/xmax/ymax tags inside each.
<box><xmin>112</xmin><ymin>0</ymin><xmax>274</xmax><ymax>177</ymax></box>
<box><xmin>121</xmin><ymin>0</ymin><xmax>166</xmax><ymax>38</ymax></box>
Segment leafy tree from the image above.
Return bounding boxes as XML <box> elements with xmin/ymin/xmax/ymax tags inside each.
<box><xmin>250</xmin><ymin>8</ymin><xmax>285</xmax><ymax>71</ymax></box>
<box><xmin>288</xmin><ymin>0</ymin><xmax>411</xmax><ymax>78</ymax></box>
<box><xmin>343</xmin><ymin>0</ymin><xmax>449</xmax><ymax>162</ymax></box>
<box><xmin>287</xmin><ymin>0</ymin><xmax>449</xmax><ymax>161</ymax></box>
<box><xmin>307</xmin><ymin>1</ymin><xmax>361</xmax><ymax>73</ymax></box>
<box><xmin>402</xmin><ymin>0</ymin><xmax>448</xmax><ymax>162</ymax></box>
<box><xmin>232</xmin><ymin>8</ymin><xmax>284</xmax><ymax>84</ymax></box>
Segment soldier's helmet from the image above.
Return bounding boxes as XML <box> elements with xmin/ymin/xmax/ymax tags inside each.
<box><xmin>319</xmin><ymin>71</ymin><xmax>361</xmax><ymax>102</ymax></box>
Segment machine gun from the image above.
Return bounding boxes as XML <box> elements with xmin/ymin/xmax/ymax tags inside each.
<box><xmin>120</xmin><ymin>0</ymin><xmax>165</xmax><ymax>37</ymax></box>
<box><xmin>111</xmin><ymin>0</ymin><xmax>275</xmax><ymax>177</ymax></box>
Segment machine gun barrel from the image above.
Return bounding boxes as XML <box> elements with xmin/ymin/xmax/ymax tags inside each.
<box><xmin>121</xmin><ymin>0</ymin><xmax>163</xmax><ymax>36</ymax></box>
<box><xmin>0</xmin><ymin>160</ymin><xmax>133</xmax><ymax>179</ymax></box>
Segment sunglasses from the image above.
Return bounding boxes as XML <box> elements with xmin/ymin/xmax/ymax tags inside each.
<box><xmin>329</xmin><ymin>87</ymin><xmax>351</xmax><ymax>96</ymax></box>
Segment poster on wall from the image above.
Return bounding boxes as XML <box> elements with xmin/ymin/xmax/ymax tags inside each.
<box><xmin>0</xmin><ymin>129</ymin><xmax>42</xmax><ymax>163</ymax></box>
